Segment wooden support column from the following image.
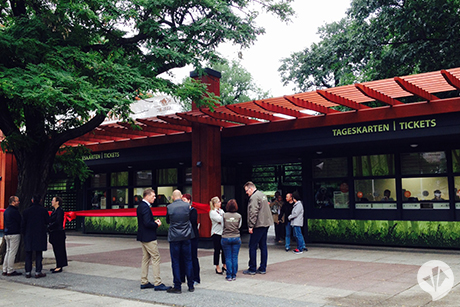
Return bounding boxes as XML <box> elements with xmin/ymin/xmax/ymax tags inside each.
<box><xmin>0</xmin><ymin>150</ymin><xmax>18</xmax><ymax>229</ymax></box>
<box><xmin>190</xmin><ymin>68</ymin><xmax>222</xmax><ymax>238</ymax></box>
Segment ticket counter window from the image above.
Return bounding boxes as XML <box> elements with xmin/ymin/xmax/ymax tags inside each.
<box><xmin>91</xmin><ymin>173</ymin><xmax>107</xmax><ymax>188</ymax></box>
<box><xmin>401</xmin><ymin>177</ymin><xmax>449</xmax><ymax>209</ymax></box>
<box><xmin>313</xmin><ymin>181</ymin><xmax>350</xmax><ymax>209</ymax></box>
<box><xmin>156</xmin><ymin>186</ymin><xmax>174</xmax><ymax>206</ymax></box>
<box><xmin>312</xmin><ymin>157</ymin><xmax>347</xmax><ymax>178</ymax></box>
<box><xmin>354</xmin><ymin>179</ymin><xmax>397</xmax><ymax>209</ymax></box>
<box><xmin>453</xmin><ymin>177</ymin><xmax>460</xmax><ymax>209</ymax></box>
<box><xmin>111</xmin><ymin>188</ymin><xmax>128</xmax><ymax>209</ymax></box>
<box><xmin>157</xmin><ymin>168</ymin><xmax>178</xmax><ymax>185</ymax></box>
<box><xmin>90</xmin><ymin>190</ymin><xmax>107</xmax><ymax>209</ymax></box>
<box><xmin>353</xmin><ymin>154</ymin><xmax>395</xmax><ymax>176</ymax></box>
<box><xmin>135</xmin><ymin>170</ymin><xmax>152</xmax><ymax>186</ymax></box>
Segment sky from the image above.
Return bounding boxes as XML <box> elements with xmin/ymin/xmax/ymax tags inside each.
<box><xmin>166</xmin><ymin>0</ymin><xmax>352</xmax><ymax>98</ymax></box>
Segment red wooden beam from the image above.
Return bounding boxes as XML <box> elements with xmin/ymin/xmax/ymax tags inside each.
<box><xmin>394</xmin><ymin>77</ymin><xmax>439</xmax><ymax>101</ymax></box>
<box><xmin>317</xmin><ymin>90</ymin><xmax>371</xmax><ymax>110</ymax></box>
<box><xmin>441</xmin><ymin>70</ymin><xmax>460</xmax><ymax>90</ymax></box>
<box><xmin>253</xmin><ymin>101</ymin><xmax>311</xmax><ymax>119</ymax></box>
<box><xmin>226</xmin><ymin>104</ymin><xmax>280</xmax><ymax>122</ymax></box>
<box><xmin>99</xmin><ymin>126</ymin><xmax>153</xmax><ymax>138</ymax></box>
<box><xmin>176</xmin><ymin>113</ymin><xmax>241</xmax><ymax>128</ymax></box>
<box><xmin>200</xmin><ymin>108</ymin><xmax>262</xmax><ymax>125</ymax></box>
<box><xmin>355</xmin><ymin>83</ymin><xmax>404</xmax><ymax>106</ymax></box>
<box><xmin>157</xmin><ymin>115</ymin><xmax>192</xmax><ymax>127</ymax></box>
<box><xmin>135</xmin><ymin>119</ymin><xmax>192</xmax><ymax>132</ymax></box>
<box><xmin>116</xmin><ymin>122</ymin><xmax>185</xmax><ymax>135</ymax></box>
<box><xmin>284</xmin><ymin>95</ymin><xmax>340</xmax><ymax>114</ymax></box>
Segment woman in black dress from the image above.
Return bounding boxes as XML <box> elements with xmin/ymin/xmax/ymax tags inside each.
<box><xmin>49</xmin><ymin>196</ymin><xmax>68</xmax><ymax>273</ymax></box>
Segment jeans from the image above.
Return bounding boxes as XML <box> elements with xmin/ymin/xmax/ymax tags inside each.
<box><xmin>221</xmin><ymin>237</ymin><xmax>241</xmax><ymax>279</ymax></box>
<box><xmin>3</xmin><ymin>234</ymin><xmax>20</xmax><ymax>274</ymax></box>
<box><xmin>248</xmin><ymin>227</ymin><xmax>268</xmax><ymax>272</ymax></box>
<box><xmin>170</xmin><ymin>240</ymin><xmax>194</xmax><ymax>290</ymax></box>
<box><xmin>285</xmin><ymin>222</ymin><xmax>292</xmax><ymax>250</ymax></box>
<box><xmin>292</xmin><ymin>226</ymin><xmax>305</xmax><ymax>250</ymax></box>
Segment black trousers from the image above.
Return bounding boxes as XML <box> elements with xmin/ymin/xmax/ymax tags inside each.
<box><xmin>25</xmin><ymin>251</ymin><xmax>43</xmax><ymax>273</ymax></box>
<box><xmin>50</xmin><ymin>230</ymin><xmax>68</xmax><ymax>268</ymax></box>
<box><xmin>212</xmin><ymin>234</ymin><xmax>225</xmax><ymax>266</ymax></box>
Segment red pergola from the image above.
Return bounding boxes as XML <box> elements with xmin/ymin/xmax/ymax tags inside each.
<box><xmin>66</xmin><ymin>67</ymin><xmax>460</xmax><ymax>151</ymax></box>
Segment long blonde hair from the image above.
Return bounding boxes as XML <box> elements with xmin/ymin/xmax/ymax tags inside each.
<box><xmin>210</xmin><ymin>196</ymin><xmax>220</xmax><ymax>211</ymax></box>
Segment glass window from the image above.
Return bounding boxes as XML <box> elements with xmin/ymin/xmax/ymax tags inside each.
<box><xmin>89</xmin><ymin>190</ymin><xmax>107</xmax><ymax>209</ymax></box>
<box><xmin>453</xmin><ymin>150</ymin><xmax>460</xmax><ymax>173</ymax></box>
<box><xmin>354</xmin><ymin>179</ymin><xmax>397</xmax><ymax>202</ymax></box>
<box><xmin>91</xmin><ymin>173</ymin><xmax>107</xmax><ymax>188</ymax></box>
<box><xmin>111</xmin><ymin>172</ymin><xmax>128</xmax><ymax>186</ymax></box>
<box><xmin>401</xmin><ymin>152</ymin><xmax>447</xmax><ymax>175</ymax></box>
<box><xmin>133</xmin><ymin>187</ymin><xmax>152</xmax><ymax>208</ymax></box>
<box><xmin>135</xmin><ymin>170</ymin><xmax>152</xmax><ymax>186</ymax></box>
<box><xmin>401</xmin><ymin>177</ymin><xmax>449</xmax><ymax>202</ymax></box>
<box><xmin>155</xmin><ymin>186</ymin><xmax>174</xmax><ymax>206</ymax></box>
<box><xmin>185</xmin><ymin>167</ymin><xmax>192</xmax><ymax>183</ymax></box>
<box><xmin>110</xmin><ymin>188</ymin><xmax>128</xmax><ymax>209</ymax></box>
<box><xmin>313</xmin><ymin>180</ymin><xmax>349</xmax><ymax>209</ymax></box>
<box><xmin>312</xmin><ymin>157</ymin><xmax>348</xmax><ymax>178</ymax></box>
<box><xmin>353</xmin><ymin>154</ymin><xmax>394</xmax><ymax>177</ymax></box>
<box><xmin>454</xmin><ymin>177</ymin><xmax>460</xmax><ymax>209</ymax></box>
<box><xmin>157</xmin><ymin>168</ymin><xmax>178</xmax><ymax>185</ymax></box>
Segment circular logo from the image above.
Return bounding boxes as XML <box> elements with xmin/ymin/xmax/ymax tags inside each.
<box><xmin>417</xmin><ymin>260</ymin><xmax>454</xmax><ymax>301</ymax></box>
<box><xmin>404</xmin><ymin>191</ymin><xmax>411</xmax><ymax>198</ymax></box>
<box><xmin>357</xmin><ymin>191</ymin><xmax>363</xmax><ymax>198</ymax></box>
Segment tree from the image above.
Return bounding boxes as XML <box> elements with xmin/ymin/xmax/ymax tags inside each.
<box><xmin>279</xmin><ymin>0</ymin><xmax>460</xmax><ymax>93</ymax></box>
<box><xmin>211</xmin><ymin>59</ymin><xmax>271</xmax><ymax>106</ymax></box>
<box><xmin>0</xmin><ymin>0</ymin><xmax>294</xmax><ymax>212</ymax></box>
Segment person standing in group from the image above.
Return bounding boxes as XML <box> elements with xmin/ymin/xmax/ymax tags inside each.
<box><xmin>182</xmin><ymin>193</ymin><xmax>200</xmax><ymax>285</ymax></box>
<box><xmin>243</xmin><ymin>181</ymin><xmax>273</xmax><ymax>275</ymax></box>
<box><xmin>136</xmin><ymin>188</ymin><xmax>171</xmax><ymax>291</ymax></box>
<box><xmin>2</xmin><ymin>196</ymin><xmax>22</xmax><ymax>276</ymax></box>
<box><xmin>221</xmin><ymin>199</ymin><xmax>242</xmax><ymax>281</ymax></box>
<box><xmin>280</xmin><ymin>193</ymin><xmax>294</xmax><ymax>252</ymax></box>
<box><xmin>48</xmin><ymin>196</ymin><xmax>68</xmax><ymax>273</ymax></box>
<box><xmin>22</xmin><ymin>195</ymin><xmax>49</xmax><ymax>278</ymax></box>
<box><xmin>270</xmin><ymin>192</ymin><xmax>284</xmax><ymax>243</ymax></box>
<box><xmin>209</xmin><ymin>196</ymin><xmax>226</xmax><ymax>274</ymax></box>
<box><xmin>288</xmin><ymin>191</ymin><xmax>307</xmax><ymax>254</ymax></box>
<box><xmin>166</xmin><ymin>190</ymin><xmax>195</xmax><ymax>294</ymax></box>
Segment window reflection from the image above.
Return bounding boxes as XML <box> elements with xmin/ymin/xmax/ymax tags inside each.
<box><xmin>354</xmin><ymin>179</ymin><xmax>397</xmax><ymax>202</ymax></box>
<box><xmin>313</xmin><ymin>181</ymin><xmax>349</xmax><ymax>209</ymax></box>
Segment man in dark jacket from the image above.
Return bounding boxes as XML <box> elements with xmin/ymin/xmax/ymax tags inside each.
<box><xmin>136</xmin><ymin>188</ymin><xmax>170</xmax><ymax>291</ymax></box>
<box><xmin>2</xmin><ymin>196</ymin><xmax>22</xmax><ymax>276</ymax></box>
<box><xmin>280</xmin><ymin>193</ymin><xmax>295</xmax><ymax>251</ymax></box>
<box><xmin>22</xmin><ymin>195</ymin><xmax>49</xmax><ymax>278</ymax></box>
<box><xmin>166</xmin><ymin>189</ymin><xmax>194</xmax><ymax>294</ymax></box>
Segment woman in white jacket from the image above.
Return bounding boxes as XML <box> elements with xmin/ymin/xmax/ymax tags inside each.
<box><xmin>209</xmin><ymin>196</ymin><xmax>227</xmax><ymax>274</ymax></box>
<box><xmin>288</xmin><ymin>191</ymin><xmax>307</xmax><ymax>254</ymax></box>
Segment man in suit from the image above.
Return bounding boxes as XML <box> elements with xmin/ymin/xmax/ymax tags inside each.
<box><xmin>166</xmin><ymin>190</ymin><xmax>194</xmax><ymax>294</ymax></box>
<box><xmin>2</xmin><ymin>196</ymin><xmax>22</xmax><ymax>276</ymax></box>
<box><xmin>137</xmin><ymin>188</ymin><xmax>171</xmax><ymax>291</ymax></box>
<box><xmin>22</xmin><ymin>195</ymin><xmax>49</xmax><ymax>278</ymax></box>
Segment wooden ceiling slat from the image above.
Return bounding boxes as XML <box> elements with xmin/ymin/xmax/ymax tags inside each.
<box><xmin>285</xmin><ymin>95</ymin><xmax>340</xmax><ymax>114</ymax></box>
<box><xmin>157</xmin><ymin>115</ymin><xmax>192</xmax><ymax>127</ymax></box>
<box><xmin>394</xmin><ymin>77</ymin><xmax>439</xmax><ymax>101</ymax></box>
<box><xmin>441</xmin><ymin>69</ymin><xmax>460</xmax><ymax>90</ymax></box>
<box><xmin>317</xmin><ymin>90</ymin><xmax>371</xmax><ymax>110</ymax></box>
<box><xmin>176</xmin><ymin>113</ymin><xmax>241</xmax><ymax>127</ymax></box>
<box><xmin>354</xmin><ymin>83</ymin><xmax>404</xmax><ymax>106</ymax></box>
<box><xmin>100</xmin><ymin>126</ymin><xmax>153</xmax><ymax>138</ymax></box>
<box><xmin>134</xmin><ymin>119</ymin><xmax>191</xmax><ymax>132</ymax></box>
<box><xmin>226</xmin><ymin>104</ymin><xmax>280</xmax><ymax>122</ymax></box>
<box><xmin>254</xmin><ymin>100</ymin><xmax>311</xmax><ymax>118</ymax></box>
<box><xmin>116</xmin><ymin>122</ymin><xmax>180</xmax><ymax>135</ymax></box>
<box><xmin>200</xmin><ymin>108</ymin><xmax>262</xmax><ymax>125</ymax></box>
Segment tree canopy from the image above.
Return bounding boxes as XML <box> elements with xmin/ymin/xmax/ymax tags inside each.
<box><xmin>0</xmin><ymin>0</ymin><xmax>294</xmax><ymax>210</ymax></box>
<box><xmin>279</xmin><ymin>0</ymin><xmax>460</xmax><ymax>93</ymax></box>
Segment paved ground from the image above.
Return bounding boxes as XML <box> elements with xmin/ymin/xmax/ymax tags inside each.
<box><xmin>2</xmin><ymin>228</ymin><xmax>460</xmax><ymax>307</ymax></box>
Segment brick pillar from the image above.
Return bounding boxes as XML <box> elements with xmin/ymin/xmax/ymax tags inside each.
<box><xmin>190</xmin><ymin>68</ymin><xmax>221</xmax><ymax>238</ymax></box>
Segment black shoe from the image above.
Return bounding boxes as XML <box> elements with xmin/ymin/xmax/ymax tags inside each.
<box><xmin>215</xmin><ymin>268</ymin><xmax>223</xmax><ymax>275</ymax></box>
<box><xmin>52</xmin><ymin>268</ymin><xmax>63</xmax><ymax>274</ymax></box>
<box><xmin>154</xmin><ymin>283</ymin><xmax>171</xmax><ymax>291</ymax></box>
<box><xmin>167</xmin><ymin>287</ymin><xmax>181</xmax><ymax>294</ymax></box>
<box><xmin>7</xmin><ymin>271</ymin><xmax>22</xmax><ymax>276</ymax></box>
<box><xmin>243</xmin><ymin>270</ymin><xmax>256</xmax><ymax>275</ymax></box>
<box><xmin>285</xmin><ymin>248</ymin><xmax>290</xmax><ymax>252</ymax></box>
<box><xmin>2</xmin><ymin>272</ymin><xmax>7</xmax><ymax>276</ymax></box>
<box><xmin>25</xmin><ymin>272</ymin><xmax>31</xmax><ymax>279</ymax></box>
<box><xmin>188</xmin><ymin>287</ymin><xmax>195</xmax><ymax>292</ymax></box>
<box><xmin>303</xmin><ymin>247</ymin><xmax>308</xmax><ymax>252</ymax></box>
<box><xmin>35</xmin><ymin>272</ymin><xmax>46</xmax><ymax>278</ymax></box>
<box><xmin>222</xmin><ymin>267</ymin><xmax>227</xmax><ymax>272</ymax></box>
<box><xmin>256</xmin><ymin>270</ymin><xmax>266</xmax><ymax>275</ymax></box>
<box><xmin>50</xmin><ymin>268</ymin><xmax>57</xmax><ymax>272</ymax></box>
<box><xmin>140</xmin><ymin>282</ymin><xmax>155</xmax><ymax>289</ymax></box>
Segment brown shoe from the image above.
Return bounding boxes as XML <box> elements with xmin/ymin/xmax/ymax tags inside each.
<box><xmin>35</xmin><ymin>272</ymin><xmax>46</xmax><ymax>278</ymax></box>
<box><xmin>7</xmin><ymin>271</ymin><xmax>22</xmax><ymax>276</ymax></box>
<box><xmin>2</xmin><ymin>272</ymin><xmax>7</xmax><ymax>276</ymax></box>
